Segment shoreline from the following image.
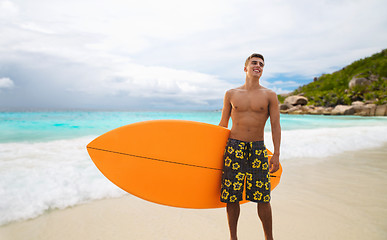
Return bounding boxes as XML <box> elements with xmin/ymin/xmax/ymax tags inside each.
<box><xmin>1</xmin><ymin>145</ymin><xmax>387</xmax><ymax>240</ymax></box>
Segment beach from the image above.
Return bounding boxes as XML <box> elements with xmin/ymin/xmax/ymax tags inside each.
<box><xmin>1</xmin><ymin>144</ymin><xmax>386</xmax><ymax>240</ymax></box>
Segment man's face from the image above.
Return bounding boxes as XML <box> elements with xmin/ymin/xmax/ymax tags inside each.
<box><xmin>244</xmin><ymin>57</ymin><xmax>264</xmax><ymax>78</ymax></box>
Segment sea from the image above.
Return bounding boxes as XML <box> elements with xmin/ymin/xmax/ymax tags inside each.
<box><xmin>1</xmin><ymin>111</ymin><xmax>387</xmax><ymax>226</ymax></box>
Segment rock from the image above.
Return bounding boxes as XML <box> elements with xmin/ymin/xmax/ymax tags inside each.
<box><xmin>322</xmin><ymin>107</ymin><xmax>333</xmax><ymax>115</ymax></box>
<box><xmin>278</xmin><ymin>102</ymin><xmax>386</xmax><ymax>116</ymax></box>
<box><xmin>331</xmin><ymin>105</ymin><xmax>355</xmax><ymax>115</ymax></box>
<box><xmin>365</xmin><ymin>100</ymin><xmax>376</xmax><ymax>104</ymax></box>
<box><xmin>375</xmin><ymin>105</ymin><xmax>387</xmax><ymax>116</ymax></box>
<box><xmin>348</xmin><ymin>77</ymin><xmax>371</xmax><ymax>89</ymax></box>
<box><xmin>352</xmin><ymin>101</ymin><xmax>366</xmax><ymax>114</ymax></box>
<box><xmin>352</xmin><ymin>101</ymin><xmax>365</xmax><ymax>106</ymax></box>
<box><xmin>354</xmin><ymin>106</ymin><xmax>371</xmax><ymax>116</ymax></box>
<box><xmin>284</xmin><ymin>95</ymin><xmax>308</xmax><ymax>106</ymax></box>
<box><xmin>288</xmin><ymin>107</ymin><xmax>304</xmax><ymax>114</ymax></box>
<box><xmin>369</xmin><ymin>74</ymin><xmax>379</xmax><ymax>82</ymax></box>
<box><xmin>366</xmin><ymin>104</ymin><xmax>377</xmax><ymax>116</ymax></box>
<box><xmin>286</xmin><ymin>105</ymin><xmax>303</xmax><ymax>114</ymax></box>
<box><xmin>279</xmin><ymin>104</ymin><xmax>292</xmax><ymax>111</ymax></box>
<box><xmin>309</xmin><ymin>106</ymin><xmax>325</xmax><ymax>115</ymax></box>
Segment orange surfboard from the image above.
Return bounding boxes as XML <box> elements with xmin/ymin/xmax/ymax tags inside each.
<box><xmin>87</xmin><ymin>120</ymin><xmax>282</xmax><ymax>209</ymax></box>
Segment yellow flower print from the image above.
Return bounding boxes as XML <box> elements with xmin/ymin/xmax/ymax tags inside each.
<box><xmin>264</xmin><ymin>149</ymin><xmax>268</xmax><ymax>158</ymax></box>
<box><xmin>238</xmin><ymin>142</ymin><xmax>245</xmax><ymax>149</ymax></box>
<box><xmin>227</xmin><ymin>146</ymin><xmax>234</xmax><ymax>154</ymax></box>
<box><xmin>233</xmin><ymin>182</ymin><xmax>242</xmax><ymax>191</ymax></box>
<box><xmin>246</xmin><ymin>173</ymin><xmax>252</xmax><ymax>181</ymax></box>
<box><xmin>221</xmin><ymin>189</ymin><xmax>229</xmax><ymax>200</ymax></box>
<box><xmin>255</xmin><ymin>149</ymin><xmax>262</xmax><ymax>156</ymax></box>
<box><xmin>252</xmin><ymin>159</ymin><xmax>261</xmax><ymax>168</ymax></box>
<box><xmin>230</xmin><ymin>195</ymin><xmax>238</xmax><ymax>202</ymax></box>
<box><xmin>264</xmin><ymin>195</ymin><xmax>270</xmax><ymax>202</ymax></box>
<box><xmin>247</xmin><ymin>181</ymin><xmax>252</xmax><ymax>190</ymax></box>
<box><xmin>232</xmin><ymin>162</ymin><xmax>240</xmax><ymax>170</ymax></box>
<box><xmin>256</xmin><ymin>181</ymin><xmax>264</xmax><ymax>188</ymax></box>
<box><xmin>265</xmin><ymin>182</ymin><xmax>270</xmax><ymax>190</ymax></box>
<box><xmin>235</xmin><ymin>150</ymin><xmax>244</xmax><ymax>159</ymax></box>
<box><xmin>235</xmin><ymin>172</ymin><xmax>245</xmax><ymax>181</ymax></box>
<box><xmin>224</xmin><ymin>179</ymin><xmax>232</xmax><ymax>188</ymax></box>
<box><xmin>262</xmin><ymin>162</ymin><xmax>268</xmax><ymax>170</ymax></box>
<box><xmin>225</xmin><ymin>157</ymin><xmax>232</xmax><ymax>167</ymax></box>
<box><xmin>253</xmin><ymin>191</ymin><xmax>262</xmax><ymax>201</ymax></box>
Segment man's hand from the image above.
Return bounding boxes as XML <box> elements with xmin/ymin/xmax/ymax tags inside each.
<box><xmin>269</xmin><ymin>154</ymin><xmax>280</xmax><ymax>173</ymax></box>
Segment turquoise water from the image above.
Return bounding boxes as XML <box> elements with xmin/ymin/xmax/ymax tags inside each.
<box><xmin>1</xmin><ymin>111</ymin><xmax>387</xmax><ymax>226</ymax></box>
<box><xmin>1</xmin><ymin>111</ymin><xmax>386</xmax><ymax>143</ymax></box>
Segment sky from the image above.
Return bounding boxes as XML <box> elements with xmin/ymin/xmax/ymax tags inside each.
<box><xmin>0</xmin><ymin>0</ymin><xmax>386</xmax><ymax>110</ymax></box>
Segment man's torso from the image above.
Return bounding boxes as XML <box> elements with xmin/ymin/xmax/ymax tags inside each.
<box><xmin>228</xmin><ymin>87</ymin><xmax>270</xmax><ymax>142</ymax></box>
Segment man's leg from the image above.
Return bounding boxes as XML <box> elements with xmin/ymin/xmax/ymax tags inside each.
<box><xmin>257</xmin><ymin>202</ymin><xmax>273</xmax><ymax>240</ymax></box>
<box><xmin>227</xmin><ymin>202</ymin><xmax>240</xmax><ymax>240</ymax></box>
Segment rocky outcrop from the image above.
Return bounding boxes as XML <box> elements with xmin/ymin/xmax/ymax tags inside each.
<box><xmin>375</xmin><ymin>105</ymin><xmax>387</xmax><ymax>116</ymax></box>
<box><xmin>331</xmin><ymin>105</ymin><xmax>355</xmax><ymax>115</ymax></box>
<box><xmin>353</xmin><ymin>103</ymin><xmax>376</xmax><ymax>116</ymax></box>
<box><xmin>348</xmin><ymin>77</ymin><xmax>371</xmax><ymax>89</ymax></box>
<box><xmin>348</xmin><ymin>74</ymin><xmax>384</xmax><ymax>89</ymax></box>
<box><xmin>279</xmin><ymin>96</ymin><xmax>386</xmax><ymax>116</ymax></box>
<box><xmin>284</xmin><ymin>95</ymin><xmax>308</xmax><ymax>106</ymax></box>
<box><xmin>279</xmin><ymin>103</ymin><xmax>292</xmax><ymax>111</ymax></box>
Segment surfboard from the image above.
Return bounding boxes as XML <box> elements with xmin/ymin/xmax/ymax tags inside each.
<box><xmin>87</xmin><ymin>120</ymin><xmax>282</xmax><ymax>209</ymax></box>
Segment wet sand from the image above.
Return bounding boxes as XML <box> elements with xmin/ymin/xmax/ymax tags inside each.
<box><xmin>1</xmin><ymin>145</ymin><xmax>386</xmax><ymax>240</ymax></box>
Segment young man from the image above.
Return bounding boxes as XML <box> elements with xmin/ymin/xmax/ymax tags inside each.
<box><xmin>219</xmin><ymin>53</ymin><xmax>281</xmax><ymax>240</ymax></box>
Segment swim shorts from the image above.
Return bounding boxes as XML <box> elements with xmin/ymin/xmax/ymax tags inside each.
<box><xmin>220</xmin><ymin>138</ymin><xmax>271</xmax><ymax>203</ymax></box>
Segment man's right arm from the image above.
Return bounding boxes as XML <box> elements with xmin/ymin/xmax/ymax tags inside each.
<box><xmin>219</xmin><ymin>91</ymin><xmax>232</xmax><ymax>128</ymax></box>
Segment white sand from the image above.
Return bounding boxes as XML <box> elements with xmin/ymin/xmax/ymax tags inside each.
<box><xmin>1</xmin><ymin>145</ymin><xmax>386</xmax><ymax>240</ymax></box>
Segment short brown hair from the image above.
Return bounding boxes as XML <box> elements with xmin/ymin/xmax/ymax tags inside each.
<box><xmin>245</xmin><ymin>53</ymin><xmax>264</xmax><ymax>67</ymax></box>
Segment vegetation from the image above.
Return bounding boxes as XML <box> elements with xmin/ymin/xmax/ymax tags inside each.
<box><xmin>286</xmin><ymin>49</ymin><xmax>387</xmax><ymax>106</ymax></box>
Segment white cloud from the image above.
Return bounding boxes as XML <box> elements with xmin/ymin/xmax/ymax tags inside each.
<box><xmin>20</xmin><ymin>22</ymin><xmax>55</xmax><ymax>34</ymax></box>
<box><xmin>0</xmin><ymin>0</ymin><xmax>18</xmax><ymax>19</ymax></box>
<box><xmin>0</xmin><ymin>77</ymin><xmax>14</xmax><ymax>89</ymax></box>
<box><xmin>270</xmin><ymin>87</ymin><xmax>291</xmax><ymax>95</ymax></box>
<box><xmin>68</xmin><ymin>63</ymin><xmax>235</xmax><ymax>105</ymax></box>
<box><xmin>0</xmin><ymin>0</ymin><xmax>386</xmax><ymax>109</ymax></box>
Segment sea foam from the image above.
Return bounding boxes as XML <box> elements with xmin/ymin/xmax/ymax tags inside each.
<box><xmin>0</xmin><ymin>137</ymin><xmax>126</xmax><ymax>226</ymax></box>
<box><xmin>1</xmin><ymin>125</ymin><xmax>387</xmax><ymax>225</ymax></box>
<box><xmin>265</xmin><ymin>125</ymin><xmax>387</xmax><ymax>162</ymax></box>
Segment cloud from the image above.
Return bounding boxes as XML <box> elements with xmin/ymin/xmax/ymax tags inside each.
<box><xmin>0</xmin><ymin>77</ymin><xmax>14</xmax><ymax>89</ymax></box>
<box><xmin>0</xmin><ymin>0</ymin><xmax>386</xmax><ymax>110</ymax></box>
<box><xmin>0</xmin><ymin>0</ymin><xmax>18</xmax><ymax>19</ymax></box>
<box><xmin>20</xmin><ymin>22</ymin><xmax>55</xmax><ymax>34</ymax></box>
<box><xmin>69</xmin><ymin>63</ymin><xmax>235</xmax><ymax>105</ymax></box>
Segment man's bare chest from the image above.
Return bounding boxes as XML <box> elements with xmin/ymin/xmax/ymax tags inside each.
<box><xmin>230</xmin><ymin>92</ymin><xmax>269</xmax><ymax>112</ymax></box>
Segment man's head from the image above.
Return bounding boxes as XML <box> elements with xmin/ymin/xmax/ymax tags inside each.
<box><xmin>245</xmin><ymin>53</ymin><xmax>264</xmax><ymax>67</ymax></box>
<box><xmin>244</xmin><ymin>53</ymin><xmax>265</xmax><ymax>78</ymax></box>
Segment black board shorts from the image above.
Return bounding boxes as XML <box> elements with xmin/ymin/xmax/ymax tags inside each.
<box><xmin>220</xmin><ymin>138</ymin><xmax>271</xmax><ymax>203</ymax></box>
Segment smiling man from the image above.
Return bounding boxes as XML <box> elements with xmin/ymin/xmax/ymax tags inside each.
<box><xmin>219</xmin><ymin>53</ymin><xmax>281</xmax><ymax>240</ymax></box>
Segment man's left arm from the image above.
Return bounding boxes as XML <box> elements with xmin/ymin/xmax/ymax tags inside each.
<box><xmin>268</xmin><ymin>91</ymin><xmax>281</xmax><ymax>173</ymax></box>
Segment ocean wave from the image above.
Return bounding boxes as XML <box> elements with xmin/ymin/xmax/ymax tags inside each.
<box><xmin>0</xmin><ymin>137</ymin><xmax>126</xmax><ymax>226</ymax></box>
<box><xmin>264</xmin><ymin>125</ymin><xmax>387</xmax><ymax>161</ymax></box>
<box><xmin>1</xmin><ymin>125</ymin><xmax>387</xmax><ymax>225</ymax></box>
